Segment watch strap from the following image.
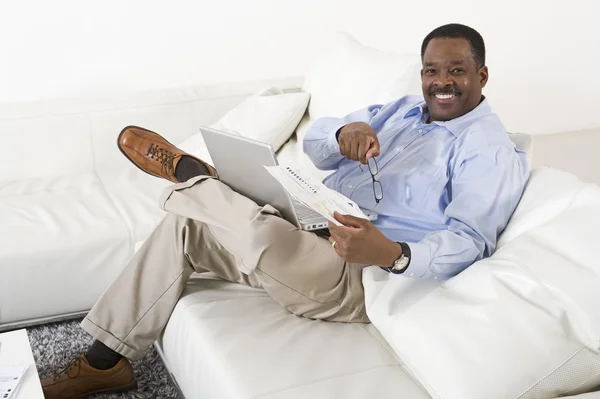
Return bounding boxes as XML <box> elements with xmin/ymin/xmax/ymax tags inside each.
<box><xmin>398</xmin><ymin>242</ymin><xmax>411</xmax><ymax>267</ymax></box>
<box><xmin>381</xmin><ymin>242</ymin><xmax>411</xmax><ymax>275</ymax></box>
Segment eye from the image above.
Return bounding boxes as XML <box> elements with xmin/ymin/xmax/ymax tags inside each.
<box><xmin>424</xmin><ymin>68</ymin><xmax>436</xmax><ymax>75</ymax></box>
<box><xmin>451</xmin><ymin>68</ymin><xmax>465</xmax><ymax>74</ymax></box>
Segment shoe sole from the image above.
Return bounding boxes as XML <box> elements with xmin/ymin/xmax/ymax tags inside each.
<box><xmin>116</xmin><ymin>125</ymin><xmax>179</xmax><ymax>181</ymax></box>
<box><xmin>68</xmin><ymin>380</ymin><xmax>138</xmax><ymax>398</ymax></box>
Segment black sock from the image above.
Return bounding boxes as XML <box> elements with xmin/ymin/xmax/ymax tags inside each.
<box><xmin>85</xmin><ymin>340</ymin><xmax>123</xmax><ymax>370</ymax></box>
<box><xmin>175</xmin><ymin>156</ymin><xmax>210</xmax><ymax>182</ymax></box>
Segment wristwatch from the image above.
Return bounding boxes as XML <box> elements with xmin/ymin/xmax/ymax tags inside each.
<box><xmin>384</xmin><ymin>242</ymin><xmax>411</xmax><ymax>275</ymax></box>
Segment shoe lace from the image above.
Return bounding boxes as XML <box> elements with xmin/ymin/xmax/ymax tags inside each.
<box><xmin>147</xmin><ymin>143</ymin><xmax>176</xmax><ymax>175</ymax></box>
<box><xmin>54</xmin><ymin>357</ymin><xmax>82</xmax><ymax>381</ymax></box>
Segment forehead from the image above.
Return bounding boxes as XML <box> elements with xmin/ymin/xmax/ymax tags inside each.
<box><xmin>423</xmin><ymin>38</ymin><xmax>474</xmax><ymax>65</ymax></box>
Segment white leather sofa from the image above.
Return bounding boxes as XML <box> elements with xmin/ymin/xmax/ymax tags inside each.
<box><xmin>0</xmin><ymin>77</ymin><xmax>303</xmax><ymax>330</ymax></box>
<box><xmin>2</xmin><ymin>34</ymin><xmax>600</xmax><ymax>398</ymax></box>
<box><xmin>2</xmin><ymin>81</ymin><xmax>599</xmax><ymax>399</ymax></box>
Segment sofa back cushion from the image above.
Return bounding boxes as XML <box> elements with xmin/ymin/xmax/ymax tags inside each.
<box><xmin>296</xmin><ymin>32</ymin><xmax>421</xmax><ymax>144</ymax></box>
<box><xmin>507</xmin><ymin>131</ymin><xmax>533</xmax><ymax>166</ymax></box>
<box><xmin>0</xmin><ymin>108</ymin><xmax>95</xmax><ymax>181</ymax></box>
<box><xmin>0</xmin><ymin>78</ymin><xmax>304</xmax><ymax>182</ymax></box>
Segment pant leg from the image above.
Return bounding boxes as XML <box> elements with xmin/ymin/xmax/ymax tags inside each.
<box><xmin>81</xmin><ymin>209</ymin><xmax>260</xmax><ymax>360</ymax></box>
<box><xmin>158</xmin><ymin>176</ymin><xmax>369</xmax><ymax>322</ymax></box>
<box><xmin>82</xmin><ymin>175</ymin><xmax>368</xmax><ymax>360</ymax></box>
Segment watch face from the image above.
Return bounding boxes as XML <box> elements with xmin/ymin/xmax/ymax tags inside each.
<box><xmin>394</xmin><ymin>255</ymin><xmax>409</xmax><ymax>270</ymax></box>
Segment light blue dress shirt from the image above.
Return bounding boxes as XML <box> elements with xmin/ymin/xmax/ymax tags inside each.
<box><xmin>303</xmin><ymin>95</ymin><xmax>530</xmax><ymax>280</ymax></box>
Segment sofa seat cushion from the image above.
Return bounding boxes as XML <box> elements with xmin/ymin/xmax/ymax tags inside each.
<box><xmin>158</xmin><ymin>276</ymin><xmax>429</xmax><ymax>399</ymax></box>
<box><xmin>0</xmin><ymin>173</ymin><xmax>132</xmax><ymax>324</ymax></box>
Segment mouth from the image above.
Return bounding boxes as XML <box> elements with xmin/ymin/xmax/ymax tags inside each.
<box><xmin>432</xmin><ymin>93</ymin><xmax>460</xmax><ymax>104</ymax></box>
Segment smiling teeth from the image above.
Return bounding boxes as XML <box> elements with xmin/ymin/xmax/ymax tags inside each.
<box><xmin>435</xmin><ymin>94</ymin><xmax>454</xmax><ymax>99</ymax></box>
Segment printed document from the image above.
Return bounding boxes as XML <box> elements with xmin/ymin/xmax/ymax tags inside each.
<box><xmin>265</xmin><ymin>165</ymin><xmax>368</xmax><ymax>225</ymax></box>
<box><xmin>0</xmin><ymin>365</ymin><xmax>29</xmax><ymax>399</ymax></box>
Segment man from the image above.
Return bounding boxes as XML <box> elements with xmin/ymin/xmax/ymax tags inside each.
<box><xmin>41</xmin><ymin>23</ymin><xmax>529</xmax><ymax>398</ymax></box>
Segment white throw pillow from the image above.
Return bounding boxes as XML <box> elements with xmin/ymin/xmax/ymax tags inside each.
<box><xmin>364</xmin><ymin>168</ymin><xmax>600</xmax><ymax>399</ymax></box>
<box><xmin>213</xmin><ymin>87</ymin><xmax>310</xmax><ymax>152</ymax></box>
<box><xmin>177</xmin><ymin>87</ymin><xmax>310</xmax><ymax>164</ymax></box>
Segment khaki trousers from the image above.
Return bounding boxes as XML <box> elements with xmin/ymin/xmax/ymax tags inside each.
<box><xmin>81</xmin><ymin>175</ymin><xmax>369</xmax><ymax>360</ymax></box>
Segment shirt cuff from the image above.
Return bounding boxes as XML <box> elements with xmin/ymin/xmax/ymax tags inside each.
<box><xmin>325</xmin><ymin>122</ymin><xmax>347</xmax><ymax>154</ymax></box>
<box><xmin>401</xmin><ymin>242</ymin><xmax>433</xmax><ymax>278</ymax></box>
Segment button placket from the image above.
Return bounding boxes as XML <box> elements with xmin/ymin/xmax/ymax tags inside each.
<box><xmin>377</xmin><ymin>127</ymin><xmax>430</xmax><ymax>171</ymax></box>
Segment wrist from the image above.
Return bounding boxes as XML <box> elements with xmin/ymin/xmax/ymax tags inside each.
<box><xmin>385</xmin><ymin>241</ymin><xmax>403</xmax><ymax>267</ymax></box>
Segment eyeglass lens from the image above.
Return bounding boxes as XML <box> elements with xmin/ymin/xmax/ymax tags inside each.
<box><xmin>367</xmin><ymin>157</ymin><xmax>378</xmax><ymax>175</ymax></box>
<box><xmin>373</xmin><ymin>180</ymin><xmax>383</xmax><ymax>201</ymax></box>
<box><xmin>368</xmin><ymin>157</ymin><xmax>383</xmax><ymax>202</ymax></box>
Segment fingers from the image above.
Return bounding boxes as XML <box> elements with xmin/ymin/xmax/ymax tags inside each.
<box><xmin>358</xmin><ymin>139</ymin><xmax>369</xmax><ymax>164</ymax></box>
<box><xmin>351</xmin><ymin>136</ymin><xmax>375</xmax><ymax>162</ymax></box>
<box><xmin>333</xmin><ymin>211</ymin><xmax>348</xmax><ymax>225</ymax></box>
<box><xmin>365</xmin><ymin>138</ymin><xmax>380</xmax><ymax>159</ymax></box>
<box><xmin>333</xmin><ymin>211</ymin><xmax>367</xmax><ymax>228</ymax></box>
<box><xmin>340</xmin><ymin>133</ymin><xmax>380</xmax><ymax>162</ymax></box>
<box><xmin>328</xmin><ymin>214</ymin><xmax>371</xmax><ymax>262</ymax></box>
<box><xmin>339</xmin><ymin>136</ymin><xmax>349</xmax><ymax>158</ymax></box>
<box><xmin>328</xmin><ymin>222</ymin><xmax>342</xmax><ymax>241</ymax></box>
<box><xmin>339</xmin><ymin>135</ymin><xmax>359</xmax><ymax>161</ymax></box>
<box><xmin>349</xmin><ymin>139</ymin><xmax>359</xmax><ymax>161</ymax></box>
<box><xmin>328</xmin><ymin>223</ymin><xmax>343</xmax><ymax>253</ymax></box>
<box><xmin>328</xmin><ymin>218</ymin><xmax>352</xmax><ymax>241</ymax></box>
<box><xmin>337</xmin><ymin>121</ymin><xmax>381</xmax><ymax>164</ymax></box>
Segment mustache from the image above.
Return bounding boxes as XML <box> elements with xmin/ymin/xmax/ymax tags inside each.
<box><xmin>429</xmin><ymin>86</ymin><xmax>461</xmax><ymax>96</ymax></box>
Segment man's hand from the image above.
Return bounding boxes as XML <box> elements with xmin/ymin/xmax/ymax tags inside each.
<box><xmin>328</xmin><ymin>212</ymin><xmax>402</xmax><ymax>266</ymax></box>
<box><xmin>337</xmin><ymin>122</ymin><xmax>380</xmax><ymax>164</ymax></box>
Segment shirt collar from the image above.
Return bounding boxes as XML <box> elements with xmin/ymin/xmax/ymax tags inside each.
<box><xmin>403</xmin><ymin>97</ymin><xmax>492</xmax><ymax>137</ymax></box>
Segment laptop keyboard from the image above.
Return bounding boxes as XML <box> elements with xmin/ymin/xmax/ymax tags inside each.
<box><xmin>292</xmin><ymin>199</ymin><xmax>323</xmax><ymax>220</ymax></box>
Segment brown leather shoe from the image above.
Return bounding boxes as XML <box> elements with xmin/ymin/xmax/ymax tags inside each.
<box><xmin>41</xmin><ymin>354</ymin><xmax>137</xmax><ymax>399</ymax></box>
<box><xmin>117</xmin><ymin>125</ymin><xmax>217</xmax><ymax>183</ymax></box>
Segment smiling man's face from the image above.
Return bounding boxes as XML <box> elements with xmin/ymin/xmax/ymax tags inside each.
<box><xmin>421</xmin><ymin>37</ymin><xmax>488</xmax><ymax>122</ymax></box>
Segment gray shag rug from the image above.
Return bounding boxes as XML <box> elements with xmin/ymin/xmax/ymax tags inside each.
<box><xmin>29</xmin><ymin>318</ymin><xmax>179</xmax><ymax>399</ymax></box>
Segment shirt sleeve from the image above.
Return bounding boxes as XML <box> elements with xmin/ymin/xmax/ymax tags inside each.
<box><xmin>401</xmin><ymin>144</ymin><xmax>530</xmax><ymax>280</ymax></box>
<box><xmin>302</xmin><ymin>104</ymin><xmax>385</xmax><ymax>170</ymax></box>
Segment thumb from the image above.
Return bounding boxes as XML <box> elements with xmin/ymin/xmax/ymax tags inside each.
<box><xmin>365</xmin><ymin>138</ymin><xmax>380</xmax><ymax>159</ymax></box>
<box><xmin>333</xmin><ymin>211</ymin><xmax>365</xmax><ymax>228</ymax></box>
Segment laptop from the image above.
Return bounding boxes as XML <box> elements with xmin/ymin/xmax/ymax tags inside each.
<box><xmin>200</xmin><ymin>126</ymin><xmax>376</xmax><ymax>231</ymax></box>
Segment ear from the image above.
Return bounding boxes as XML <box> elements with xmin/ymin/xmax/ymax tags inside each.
<box><xmin>479</xmin><ymin>66</ymin><xmax>489</xmax><ymax>89</ymax></box>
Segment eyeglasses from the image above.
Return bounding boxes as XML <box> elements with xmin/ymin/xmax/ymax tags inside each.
<box><xmin>359</xmin><ymin>157</ymin><xmax>383</xmax><ymax>204</ymax></box>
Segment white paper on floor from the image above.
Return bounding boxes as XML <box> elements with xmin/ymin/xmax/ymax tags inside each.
<box><xmin>0</xmin><ymin>365</ymin><xmax>29</xmax><ymax>399</ymax></box>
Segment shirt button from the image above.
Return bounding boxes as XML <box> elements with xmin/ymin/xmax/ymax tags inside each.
<box><xmin>348</xmin><ymin>184</ymin><xmax>353</xmax><ymax>189</ymax></box>
<box><xmin>434</xmin><ymin>276</ymin><xmax>438</xmax><ymax>280</ymax></box>
<box><xmin>409</xmin><ymin>273</ymin><xmax>414</xmax><ymax>277</ymax></box>
<box><xmin>418</xmin><ymin>129</ymin><xmax>423</xmax><ymax>133</ymax></box>
<box><xmin>396</xmin><ymin>147</ymin><xmax>400</xmax><ymax>152</ymax></box>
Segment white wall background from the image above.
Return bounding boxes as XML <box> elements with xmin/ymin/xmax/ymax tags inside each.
<box><xmin>0</xmin><ymin>0</ymin><xmax>598</xmax><ymax>135</ymax></box>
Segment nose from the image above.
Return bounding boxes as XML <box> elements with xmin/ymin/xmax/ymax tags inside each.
<box><xmin>434</xmin><ymin>70</ymin><xmax>453</xmax><ymax>87</ymax></box>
